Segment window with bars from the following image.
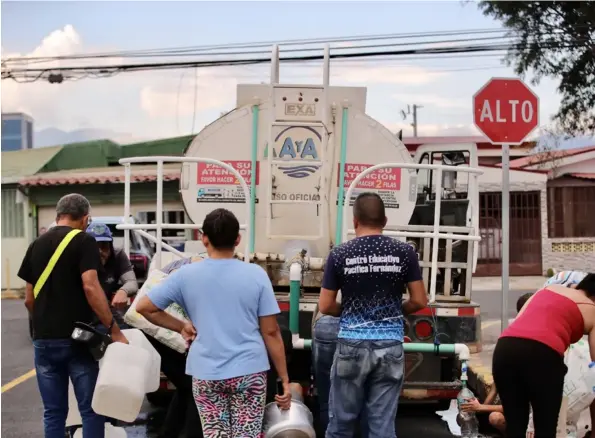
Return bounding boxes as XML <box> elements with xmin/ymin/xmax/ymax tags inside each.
<box><xmin>548</xmin><ymin>186</ymin><xmax>595</xmax><ymax>238</ymax></box>
<box><xmin>1</xmin><ymin>188</ymin><xmax>25</xmax><ymax>238</ymax></box>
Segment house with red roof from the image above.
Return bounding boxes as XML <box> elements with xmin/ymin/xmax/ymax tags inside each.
<box><xmin>500</xmin><ymin>145</ymin><xmax>595</xmax><ymax>273</ymax></box>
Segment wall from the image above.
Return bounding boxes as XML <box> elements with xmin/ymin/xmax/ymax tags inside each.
<box><xmin>555</xmin><ymin>157</ymin><xmax>595</xmax><ymax>175</ymax></box>
<box><xmin>27</xmin><ymin>181</ymin><xmax>181</xmax><ymax>208</ymax></box>
<box><xmin>541</xmin><ymin>174</ymin><xmax>595</xmax><ymax>272</ymax></box>
<box><xmin>455</xmin><ymin>166</ymin><xmax>547</xmax><ymax>194</ymax></box>
<box><xmin>541</xmin><ymin>209</ymin><xmax>595</xmax><ymax>273</ymax></box>
<box><xmin>37</xmin><ymin>200</ymin><xmax>184</xmax><ymax>230</ymax></box>
<box><xmin>1</xmin><ymin>188</ymin><xmax>32</xmax><ymax>289</ymax></box>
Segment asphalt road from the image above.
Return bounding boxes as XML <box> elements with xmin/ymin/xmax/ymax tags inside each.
<box><xmin>1</xmin><ymin>296</ymin><xmax>514</xmax><ymax>437</ymax></box>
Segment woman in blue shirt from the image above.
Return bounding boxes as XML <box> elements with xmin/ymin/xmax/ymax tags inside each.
<box><xmin>137</xmin><ymin>208</ymin><xmax>291</xmax><ymax>438</ymax></box>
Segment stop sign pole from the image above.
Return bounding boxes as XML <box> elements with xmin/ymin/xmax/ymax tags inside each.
<box><xmin>473</xmin><ymin>77</ymin><xmax>539</xmax><ymax>332</ymax></box>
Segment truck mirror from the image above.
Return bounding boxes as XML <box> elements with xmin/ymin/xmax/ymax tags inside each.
<box><xmin>442</xmin><ymin>170</ymin><xmax>457</xmax><ymax>190</ymax></box>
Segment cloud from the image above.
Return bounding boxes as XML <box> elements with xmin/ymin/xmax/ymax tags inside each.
<box><xmin>393</xmin><ymin>93</ymin><xmax>469</xmax><ymax>109</ymax></box>
<box><xmin>2</xmin><ymin>25</ymin><xmax>525</xmax><ymax>145</ymax></box>
<box><xmin>335</xmin><ymin>64</ymin><xmax>448</xmax><ymax>85</ymax></box>
<box><xmin>140</xmin><ymin>68</ymin><xmax>239</xmax><ymax>119</ymax></box>
<box><xmin>2</xmin><ymin>25</ymin><xmax>130</xmax><ymax>134</ymax></box>
<box><xmin>2</xmin><ymin>25</ymin><xmax>86</xmax><ymax>122</ymax></box>
<box><xmin>383</xmin><ymin>121</ymin><xmax>480</xmax><ymax>137</ymax></box>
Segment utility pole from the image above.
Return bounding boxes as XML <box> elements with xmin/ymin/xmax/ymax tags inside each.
<box><xmin>400</xmin><ymin>104</ymin><xmax>423</xmax><ymax>137</ymax></box>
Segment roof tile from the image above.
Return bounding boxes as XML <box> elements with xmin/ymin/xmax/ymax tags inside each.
<box><xmin>19</xmin><ymin>164</ymin><xmax>181</xmax><ymax>187</ymax></box>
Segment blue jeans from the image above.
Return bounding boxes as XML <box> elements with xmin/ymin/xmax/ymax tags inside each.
<box><xmin>326</xmin><ymin>339</ymin><xmax>405</xmax><ymax>438</ymax></box>
<box><xmin>34</xmin><ymin>339</ymin><xmax>105</xmax><ymax>438</ymax></box>
<box><xmin>313</xmin><ymin>316</ymin><xmax>341</xmax><ymax>432</ymax></box>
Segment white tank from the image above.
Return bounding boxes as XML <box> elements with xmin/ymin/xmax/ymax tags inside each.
<box><xmin>180</xmin><ymin>84</ymin><xmax>417</xmax><ymax>258</ymax></box>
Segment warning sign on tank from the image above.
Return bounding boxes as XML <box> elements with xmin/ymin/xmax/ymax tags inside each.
<box><xmin>338</xmin><ymin>190</ymin><xmax>399</xmax><ymax>209</ymax></box>
<box><xmin>196</xmin><ymin>161</ymin><xmax>259</xmax><ymax>203</ymax></box>
<box><xmin>196</xmin><ymin>187</ymin><xmax>259</xmax><ymax>204</ymax></box>
<box><xmin>196</xmin><ymin>161</ymin><xmax>259</xmax><ymax>185</ymax></box>
<box><xmin>338</xmin><ymin>164</ymin><xmax>401</xmax><ymax>191</ymax></box>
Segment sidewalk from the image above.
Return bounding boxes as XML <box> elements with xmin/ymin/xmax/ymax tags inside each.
<box><xmin>472</xmin><ymin>275</ymin><xmax>546</xmax><ymax>292</ymax></box>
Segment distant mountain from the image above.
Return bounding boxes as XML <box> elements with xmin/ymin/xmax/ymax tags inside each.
<box><xmin>34</xmin><ymin>128</ymin><xmax>144</xmax><ymax>148</ymax></box>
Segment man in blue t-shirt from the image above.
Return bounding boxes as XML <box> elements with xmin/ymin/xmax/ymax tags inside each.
<box><xmin>319</xmin><ymin>192</ymin><xmax>428</xmax><ymax>438</ymax></box>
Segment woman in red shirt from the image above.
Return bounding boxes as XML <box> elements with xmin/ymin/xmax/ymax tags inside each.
<box><xmin>492</xmin><ymin>273</ymin><xmax>595</xmax><ymax>437</ymax></box>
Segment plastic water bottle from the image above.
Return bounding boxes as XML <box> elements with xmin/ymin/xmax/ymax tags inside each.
<box><xmin>457</xmin><ymin>362</ymin><xmax>479</xmax><ymax>438</ymax></box>
<box><xmin>457</xmin><ymin>387</ymin><xmax>479</xmax><ymax>438</ymax></box>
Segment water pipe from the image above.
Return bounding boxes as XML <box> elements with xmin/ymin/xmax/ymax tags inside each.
<box><xmin>249</xmin><ymin>105</ymin><xmax>259</xmax><ymax>255</ymax></box>
<box><xmin>404</xmin><ymin>342</ymin><xmax>470</xmax><ymax>384</ymax></box>
<box><xmin>289</xmin><ymin>263</ymin><xmax>312</xmax><ymax>350</ymax></box>
<box><xmin>334</xmin><ymin>107</ymin><xmax>349</xmax><ymax>245</ymax></box>
<box><xmin>403</xmin><ymin>342</ymin><xmax>470</xmax><ymax>360</ymax></box>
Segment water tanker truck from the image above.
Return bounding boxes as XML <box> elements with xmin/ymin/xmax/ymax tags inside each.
<box><xmin>119</xmin><ymin>44</ymin><xmax>483</xmax><ymax>412</ymax></box>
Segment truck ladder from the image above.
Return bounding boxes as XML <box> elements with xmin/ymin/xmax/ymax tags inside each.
<box><xmin>265</xmin><ymin>44</ymin><xmax>331</xmax><ymax>241</ymax></box>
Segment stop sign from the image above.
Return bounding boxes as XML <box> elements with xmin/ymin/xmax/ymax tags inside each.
<box><xmin>473</xmin><ymin>78</ymin><xmax>539</xmax><ymax>145</ymax></box>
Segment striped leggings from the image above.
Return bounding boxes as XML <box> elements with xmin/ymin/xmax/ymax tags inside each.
<box><xmin>192</xmin><ymin>371</ymin><xmax>267</xmax><ymax>438</ymax></box>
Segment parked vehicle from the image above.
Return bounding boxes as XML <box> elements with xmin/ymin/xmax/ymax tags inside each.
<box><xmin>118</xmin><ymin>45</ymin><xmax>483</xmax><ymax>414</ymax></box>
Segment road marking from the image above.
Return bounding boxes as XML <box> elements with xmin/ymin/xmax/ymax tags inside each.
<box><xmin>481</xmin><ymin>319</ymin><xmax>501</xmax><ymax>330</ymax></box>
<box><xmin>1</xmin><ymin>369</ymin><xmax>36</xmax><ymax>393</ymax></box>
<box><xmin>481</xmin><ymin>318</ymin><xmax>514</xmax><ymax>330</ymax></box>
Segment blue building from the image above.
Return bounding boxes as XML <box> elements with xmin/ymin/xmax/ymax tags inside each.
<box><xmin>2</xmin><ymin>112</ymin><xmax>34</xmax><ymax>152</ymax></box>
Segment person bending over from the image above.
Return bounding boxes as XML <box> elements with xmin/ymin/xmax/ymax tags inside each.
<box><xmin>492</xmin><ymin>273</ymin><xmax>595</xmax><ymax>437</ymax></box>
<box><xmin>86</xmin><ymin>222</ymin><xmax>138</xmax><ymax>330</ymax></box>
<box><xmin>460</xmin><ymin>293</ymin><xmax>535</xmax><ymax>436</ymax></box>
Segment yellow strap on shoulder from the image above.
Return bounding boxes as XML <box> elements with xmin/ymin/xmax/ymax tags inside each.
<box><xmin>34</xmin><ymin>229</ymin><xmax>82</xmax><ymax>299</ymax></box>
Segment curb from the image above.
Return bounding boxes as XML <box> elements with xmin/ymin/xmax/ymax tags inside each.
<box><xmin>467</xmin><ymin>356</ymin><xmax>493</xmax><ymax>402</ymax></box>
<box><xmin>1</xmin><ymin>290</ymin><xmax>24</xmax><ymax>300</ymax></box>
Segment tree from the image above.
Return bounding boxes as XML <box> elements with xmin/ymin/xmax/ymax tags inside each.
<box><xmin>478</xmin><ymin>1</ymin><xmax>595</xmax><ymax>135</ymax></box>
<box><xmin>530</xmin><ymin>125</ymin><xmax>567</xmax><ymax>176</ymax></box>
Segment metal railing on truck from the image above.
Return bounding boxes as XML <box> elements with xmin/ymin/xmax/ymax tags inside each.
<box><xmin>338</xmin><ymin>162</ymin><xmax>483</xmax><ymax>304</ymax></box>
<box><xmin>117</xmin><ymin>156</ymin><xmax>253</xmax><ymax>269</ymax></box>
<box><xmin>116</xmin><ymin>154</ymin><xmax>479</xmax><ymax>378</ymax></box>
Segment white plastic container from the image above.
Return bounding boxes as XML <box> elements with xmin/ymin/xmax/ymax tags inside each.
<box><xmin>92</xmin><ymin>342</ymin><xmax>151</xmax><ymax>422</ymax></box>
<box><xmin>120</xmin><ymin>328</ymin><xmax>162</xmax><ymax>392</ymax></box>
<box><xmin>74</xmin><ymin>423</ymin><xmax>127</xmax><ymax>438</ymax></box>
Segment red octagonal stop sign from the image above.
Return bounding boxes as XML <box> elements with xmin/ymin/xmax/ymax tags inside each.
<box><xmin>473</xmin><ymin>78</ymin><xmax>539</xmax><ymax>145</ymax></box>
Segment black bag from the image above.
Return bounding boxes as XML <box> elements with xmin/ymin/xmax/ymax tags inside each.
<box><xmin>71</xmin><ymin>322</ymin><xmax>113</xmax><ymax>361</ymax></box>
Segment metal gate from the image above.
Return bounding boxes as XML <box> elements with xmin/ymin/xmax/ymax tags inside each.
<box><xmin>476</xmin><ymin>191</ymin><xmax>542</xmax><ymax>276</ymax></box>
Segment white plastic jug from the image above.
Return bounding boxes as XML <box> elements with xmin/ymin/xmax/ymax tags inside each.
<box><xmin>66</xmin><ymin>379</ymin><xmax>82</xmax><ymax>427</ymax></box>
<box><xmin>120</xmin><ymin>328</ymin><xmax>162</xmax><ymax>392</ymax></box>
<box><xmin>564</xmin><ymin>339</ymin><xmax>595</xmax><ymax>423</ymax></box>
<box><xmin>74</xmin><ymin>423</ymin><xmax>127</xmax><ymax>438</ymax></box>
<box><xmin>92</xmin><ymin>342</ymin><xmax>151</xmax><ymax>422</ymax></box>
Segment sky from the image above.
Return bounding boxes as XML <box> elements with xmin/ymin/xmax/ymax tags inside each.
<box><xmin>0</xmin><ymin>0</ymin><xmax>579</xmax><ymax>146</ymax></box>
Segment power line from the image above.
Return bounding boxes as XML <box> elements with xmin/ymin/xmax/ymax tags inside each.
<box><xmin>2</xmin><ymin>28</ymin><xmax>510</xmax><ymax>64</ymax></box>
<box><xmin>2</xmin><ymin>39</ymin><xmax>589</xmax><ymax>83</ymax></box>
<box><xmin>5</xmin><ymin>23</ymin><xmax>589</xmax><ymax>66</ymax></box>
